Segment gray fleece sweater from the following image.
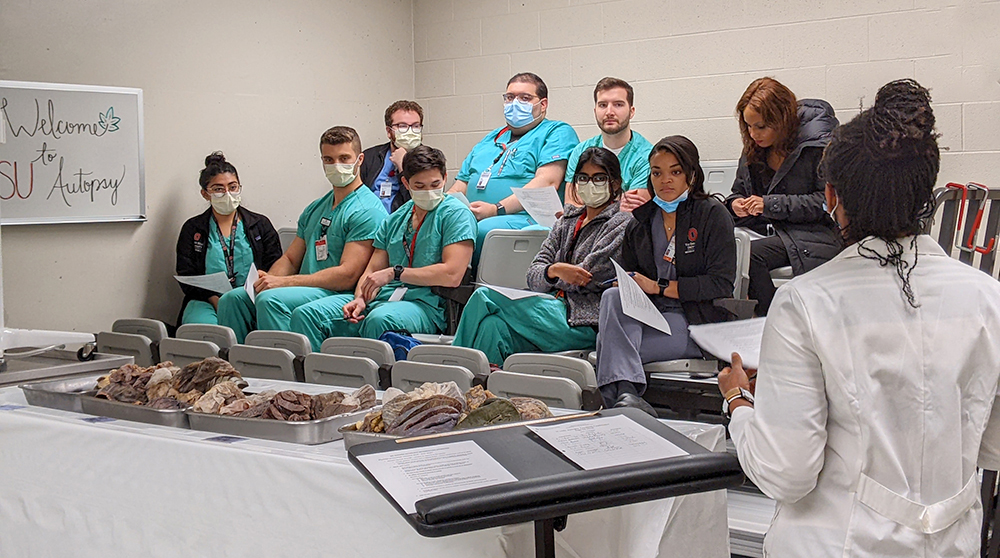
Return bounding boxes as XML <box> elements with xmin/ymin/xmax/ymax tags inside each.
<box><xmin>525</xmin><ymin>202</ymin><xmax>631</xmax><ymax>327</ymax></box>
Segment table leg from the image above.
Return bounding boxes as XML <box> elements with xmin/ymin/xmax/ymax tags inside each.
<box><xmin>534</xmin><ymin>516</ymin><xmax>567</xmax><ymax>558</ymax></box>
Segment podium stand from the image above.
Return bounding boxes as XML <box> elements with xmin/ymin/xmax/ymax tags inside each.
<box><xmin>349</xmin><ymin>408</ymin><xmax>744</xmax><ymax>558</ymax></box>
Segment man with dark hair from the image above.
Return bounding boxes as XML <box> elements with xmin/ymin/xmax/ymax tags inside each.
<box><xmin>359</xmin><ymin>100</ymin><xmax>424</xmax><ymax>213</ymax></box>
<box><xmin>450</xmin><ymin>72</ymin><xmax>578</xmax><ymax>262</ymax></box>
<box><xmin>291</xmin><ymin>145</ymin><xmax>477</xmax><ymax>348</ymax></box>
<box><xmin>565</xmin><ymin>77</ymin><xmax>653</xmax><ymax>212</ymax></box>
<box><xmin>217</xmin><ymin>126</ymin><xmax>388</xmax><ymax>342</ymax></box>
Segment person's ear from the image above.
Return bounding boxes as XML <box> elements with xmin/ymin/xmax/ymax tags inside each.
<box><xmin>824</xmin><ymin>183</ymin><xmax>837</xmax><ymax>211</ymax></box>
<box><xmin>356</xmin><ymin>152</ymin><xmax>364</xmax><ymax>167</ymax></box>
<box><xmin>200</xmin><ymin>189</ymin><xmax>210</xmax><ymax>202</ymax></box>
<box><xmin>538</xmin><ymin>97</ymin><xmax>548</xmax><ymax>113</ymax></box>
<box><xmin>386</xmin><ymin>126</ymin><xmax>394</xmax><ymax>143</ymax></box>
<box><xmin>401</xmin><ymin>175</ymin><xmax>411</xmax><ymax>191</ymax></box>
<box><xmin>628</xmin><ymin>105</ymin><xmax>635</xmax><ymax>120</ymax></box>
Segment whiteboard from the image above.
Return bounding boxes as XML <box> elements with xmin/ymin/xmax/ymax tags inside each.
<box><xmin>0</xmin><ymin>81</ymin><xmax>145</xmax><ymax>225</ymax></box>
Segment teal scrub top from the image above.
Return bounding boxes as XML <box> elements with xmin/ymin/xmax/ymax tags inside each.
<box><xmin>373</xmin><ymin>195</ymin><xmax>478</xmax><ymax>307</ymax></box>
<box><xmin>563</xmin><ymin>130</ymin><xmax>654</xmax><ymax>191</ymax></box>
<box><xmin>296</xmin><ymin>186</ymin><xmax>388</xmax><ymax>276</ymax></box>
<box><xmin>456</xmin><ymin>119</ymin><xmax>579</xmax><ymax>206</ymax></box>
<box><xmin>205</xmin><ymin>219</ymin><xmax>255</xmax><ymax>287</ymax></box>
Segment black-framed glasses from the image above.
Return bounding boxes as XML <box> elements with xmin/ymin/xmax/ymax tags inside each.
<box><xmin>207</xmin><ymin>184</ymin><xmax>242</xmax><ymax>196</ymax></box>
<box><xmin>390</xmin><ymin>123</ymin><xmax>423</xmax><ymax>133</ymax></box>
<box><xmin>502</xmin><ymin>93</ymin><xmax>539</xmax><ymax>104</ymax></box>
<box><xmin>574</xmin><ymin>173</ymin><xmax>610</xmax><ymax>187</ymax></box>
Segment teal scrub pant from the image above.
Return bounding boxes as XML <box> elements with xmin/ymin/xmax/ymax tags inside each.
<box><xmin>452</xmin><ymin>287</ymin><xmax>597</xmax><ymax>365</ymax></box>
<box><xmin>290</xmin><ymin>291</ymin><xmax>442</xmax><ymax>351</ymax></box>
<box><xmin>216</xmin><ymin>286</ymin><xmax>334</xmax><ymax>343</ymax></box>
<box><xmin>181</xmin><ymin>300</ymin><xmax>219</xmax><ymax>325</ymax></box>
<box><xmin>473</xmin><ymin>213</ymin><xmax>534</xmax><ymax>269</ymax></box>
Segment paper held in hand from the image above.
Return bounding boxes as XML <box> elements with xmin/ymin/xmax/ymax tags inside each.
<box><xmin>447</xmin><ymin>191</ymin><xmax>472</xmax><ymax>207</ymax></box>
<box><xmin>687</xmin><ymin>317</ymin><xmax>765</xmax><ymax>370</ymax></box>
<box><xmin>174</xmin><ymin>272</ymin><xmax>233</xmax><ymax>294</ymax></box>
<box><xmin>611</xmin><ymin>259</ymin><xmax>671</xmax><ymax>335</ymax></box>
<box><xmin>475</xmin><ymin>282</ymin><xmax>554</xmax><ymax>301</ymax></box>
<box><xmin>510</xmin><ymin>186</ymin><xmax>564</xmax><ymax>229</ymax></box>
<box><xmin>245</xmin><ymin>262</ymin><xmax>258</xmax><ymax>303</ymax></box>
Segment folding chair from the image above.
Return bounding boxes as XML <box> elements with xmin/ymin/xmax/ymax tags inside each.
<box><xmin>277</xmin><ymin>227</ymin><xmax>297</xmax><ymax>253</ymax></box>
<box><xmin>501</xmin><ymin>353</ymin><xmax>602</xmax><ymax>410</ymax></box>
<box><xmin>320</xmin><ymin>337</ymin><xmax>396</xmax><ymax>389</ymax></box>
<box><xmin>408</xmin><ymin>345</ymin><xmax>491</xmax><ymax>386</ymax></box>
<box><xmin>390</xmin><ymin>361</ymin><xmax>475</xmax><ymax>392</ymax></box>
<box><xmin>700</xmin><ymin>160</ymin><xmax>739</xmax><ymax>198</ymax></box>
<box><xmin>487</xmin><ymin>371</ymin><xmax>583</xmax><ymax>410</ymax></box>
<box><xmin>227</xmin><ymin>330</ymin><xmax>311</xmax><ymax>382</ymax></box>
<box><xmin>159</xmin><ymin>324</ymin><xmax>238</xmax><ymax>366</ymax></box>
<box><xmin>97</xmin><ymin>318</ymin><xmax>169</xmax><ymax>366</ymax></box>
<box><xmin>476</xmin><ymin>228</ymin><xmax>550</xmax><ymax>289</ymax></box>
<box><xmin>304</xmin><ymin>353</ymin><xmax>380</xmax><ymax>389</ymax></box>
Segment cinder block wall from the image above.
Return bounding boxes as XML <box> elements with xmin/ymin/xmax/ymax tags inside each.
<box><xmin>413</xmin><ymin>0</ymin><xmax>999</xmax><ymax>187</ymax></box>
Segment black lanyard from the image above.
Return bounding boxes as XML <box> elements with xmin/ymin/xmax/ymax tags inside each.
<box><xmin>213</xmin><ymin>216</ymin><xmax>239</xmax><ymax>286</ymax></box>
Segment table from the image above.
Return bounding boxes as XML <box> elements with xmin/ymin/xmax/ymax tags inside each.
<box><xmin>0</xmin><ymin>380</ymin><xmax>731</xmax><ymax>557</ymax></box>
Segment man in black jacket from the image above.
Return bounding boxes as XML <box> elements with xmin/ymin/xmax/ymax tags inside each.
<box><xmin>359</xmin><ymin>100</ymin><xmax>424</xmax><ymax>214</ymax></box>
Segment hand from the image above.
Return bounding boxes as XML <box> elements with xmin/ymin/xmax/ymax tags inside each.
<box><xmin>209</xmin><ymin>296</ymin><xmax>220</xmax><ymax>311</ymax></box>
<box><xmin>732</xmin><ymin>197</ymin><xmax>750</xmax><ymax>218</ymax></box>
<box><xmin>253</xmin><ymin>270</ymin><xmax>288</xmax><ymax>293</ymax></box>
<box><xmin>549</xmin><ymin>263</ymin><xmax>592</xmax><ymax>287</ymax></box>
<box><xmin>718</xmin><ymin>352</ymin><xmax>757</xmax><ymax>396</ymax></box>
<box><xmin>631</xmin><ymin>273</ymin><xmax>659</xmax><ymax>295</ymax></box>
<box><xmin>343</xmin><ymin>298</ymin><xmax>367</xmax><ymax>323</ymax></box>
<box><xmin>469</xmin><ymin>201</ymin><xmax>498</xmax><ymax>221</ymax></box>
<box><xmin>359</xmin><ymin>267</ymin><xmax>394</xmax><ymax>301</ymax></box>
<box><xmin>746</xmin><ymin>195</ymin><xmax>765</xmax><ymax>216</ymax></box>
<box><xmin>619</xmin><ymin>189</ymin><xmax>650</xmax><ymax>212</ymax></box>
<box><xmin>389</xmin><ymin>146</ymin><xmax>406</xmax><ymax>171</ymax></box>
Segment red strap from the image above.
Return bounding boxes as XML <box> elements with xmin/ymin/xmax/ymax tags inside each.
<box><xmin>407</xmin><ymin>212</ymin><xmax>426</xmax><ymax>267</ymax></box>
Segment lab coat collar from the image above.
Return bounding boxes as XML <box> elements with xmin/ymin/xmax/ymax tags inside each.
<box><xmin>835</xmin><ymin>235</ymin><xmax>947</xmax><ymax>262</ymax></box>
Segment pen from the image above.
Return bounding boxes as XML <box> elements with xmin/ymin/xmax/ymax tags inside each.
<box><xmin>600</xmin><ymin>272</ymin><xmax>634</xmax><ymax>287</ymax></box>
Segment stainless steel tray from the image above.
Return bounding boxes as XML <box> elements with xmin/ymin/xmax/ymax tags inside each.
<box><xmin>80</xmin><ymin>392</ymin><xmax>191</xmax><ymax>429</ymax></box>
<box><xmin>339</xmin><ymin>426</ymin><xmax>400</xmax><ymax>450</ymax></box>
<box><xmin>186</xmin><ymin>406</ymin><xmax>377</xmax><ymax>445</ymax></box>
<box><xmin>20</xmin><ymin>374</ymin><xmax>105</xmax><ymax>413</ymax></box>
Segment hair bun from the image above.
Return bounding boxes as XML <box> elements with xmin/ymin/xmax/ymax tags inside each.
<box><xmin>865</xmin><ymin>79</ymin><xmax>936</xmax><ymax>155</ymax></box>
<box><xmin>204</xmin><ymin>151</ymin><xmax>227</xmax><ymax>166</ymax></box>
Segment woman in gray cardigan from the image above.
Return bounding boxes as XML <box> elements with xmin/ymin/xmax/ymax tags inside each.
<box><xmin>453</xmin><ymin>147</ymin><xmax>631</xmax><ymax>365</ymax></box>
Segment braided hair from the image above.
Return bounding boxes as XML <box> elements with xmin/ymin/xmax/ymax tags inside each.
<box><xmin>820</xmin><ymin>79</ymin><xmax>940</xmax><ymax>308</ymax></box>
<box><xmin>198</xmin><ymin>151</ymin><xmax>239</xmax><ymax>189</ymax></box>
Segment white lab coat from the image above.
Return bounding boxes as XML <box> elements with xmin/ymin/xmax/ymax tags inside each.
<box><xmin>730</xmin><ymin>235</ymin><xmax>1000</xmax><ymax>557</ymax></box>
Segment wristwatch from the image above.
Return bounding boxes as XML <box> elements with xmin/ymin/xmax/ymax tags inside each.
<box><xmin>393</xmin><ymin>265</ymin><xmax>404</xmax><ymax>281</ymax></box>
<box><xmin>657</xmin><ymin>278</ymin><xmax>670</xmax><ymax>296</ymax></box>
<box><xmin>722</xmin><ymin>387</ymin><xmax>755</xmax><ymax>419</ymax></box>
<box><xmin>495</xmin><ymin>202</ymin><xmax>506</xmax><ymax>216</ymax></box>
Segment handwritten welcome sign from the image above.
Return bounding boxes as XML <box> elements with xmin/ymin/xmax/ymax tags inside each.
<box><xmin>0</xmin><ymin>81</ymin><xmax>145</xmax><ymax>225</ymax></box>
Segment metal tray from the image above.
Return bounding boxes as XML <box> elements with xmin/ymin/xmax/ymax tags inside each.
<box><xmin>80</xmin><ymin>392</ymin><xmax>191</xmax><ymax>429</ymax></box>
<box><xmin>339</xmin><ymin>425</ymin><xmax>400</xmax><ymax>450</ymax></box>
<box><xmin>20</xmin><ymin>374</ymin><xmax>105</xmax><ymax>413</ymax></box>
<box><xmin>186</xmin><ymin>405</ymin><xmax>378</xmax><ymax>445</ymax></box>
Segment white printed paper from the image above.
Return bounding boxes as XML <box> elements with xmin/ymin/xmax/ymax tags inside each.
<box><xmin>476</xmin><ymin>282</ymin><xmax>554</xmax><ymax>301</ymax></box>
<box><xmin>527</xmin><ymin>414</ymin><xmax>688</xmax><ymax>470</ymax></box>
<box><xmin>355</xmin><ymin>440</ymin><xmax>517</xmax><ymax>514</ymax></box>
<box><xmin>612</xmin><ymin>259</ymin><xmax>671</xmax><ymax>335</ymax></box>
<box><xmin>447</xmin><ymin>191</ymin><xmax>472</xmax><ymax>207</ymax></box>
<box><xmin>511</xmin><ymin>186</ymin><xmax>563</xmax><ymax>228</ymax></box>
<box><xmin>174</xmin><ymin>272</ymin><xmax>233</xmax><ymax>294</ymax></box>
<box><xmin>688</xmin><ymin>317</ymin><xmax>765</xmax><ymax>370</ymax></box>
<box><xmin>245</xmin><ymin>262</ymin><xmax>258</xmax><ymax>303</ymax></box>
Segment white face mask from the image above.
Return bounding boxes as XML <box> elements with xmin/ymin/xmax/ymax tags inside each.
<box><xmin>210</xmin><ymin>192</ymin><xmax>240</xmax><ymax>215</ymax></box>
<box><xmin>395</xmin><ymin>129</ymin><xmax>422</xmax><ymax>151</ymax></box>
<box><xmin>576</xmin><ymin>182</ymin><xmax>611</xmax><ymax>208</ymax></box>
<box><xmin>324</xmin><ymin>158</ymin><xmax>359</xmax><ymax>188</ymax></box>
<box><xmin>410</xmin><ymin>188</ymin><xmax>445</xmax><ymax>211</ymax></box>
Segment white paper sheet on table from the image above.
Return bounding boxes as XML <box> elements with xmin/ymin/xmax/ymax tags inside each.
<box><xmin>174</xmin><ymin>272</ymin><xmax>233</xmax><ymax>294</ymax></box>
<box><xmin>475</xmin><ymin>282</ymin><xmax>554</xmax><ymax>301</ymax></box>
<box><xmin>245</xmin><ymin>262</ymin><xmax>258</xmax><ymax>303</ymax></box>
<box><xmin>688</xmin><ymin>317</ymin><xmax>766</xmax><ymax>369</ymax></box>
<box><xmin>510</xmin><ymin>186</ymin><xmax>563</xmax><ymax>228</ymax></box>
<box><xmin>355</xmin><ymin>440</ymin><xmax>518</xmax><ymax>514</ymax></box>
<box><xmin>612</xmin><ymin>259</ymin><xmax>671</xmax><ymax>334</ymax></box>
<box><xmin>527</xmin><ymin>414</ymin><xmax>687</xmax><ymax>470</ymax></box>
<box><xmin>447</xmin><ymin>191</ymin><xmax>472</xmax><ymax>207</ymax></box>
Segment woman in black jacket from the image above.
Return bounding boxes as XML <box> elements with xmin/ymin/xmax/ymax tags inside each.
<box><xmin>596</xmin><ymin>136</ymin><xmax>736</xmax><ymax>414</ymax></box>
<box><xmin>175</xmin><ymin>152</ymin><xmax>282</xmax><ymax>326</ymax></box>
<box><xmin>727</xmin><ymin>77</ymin><xmax>842</xmax><ymax>315</ymax></box>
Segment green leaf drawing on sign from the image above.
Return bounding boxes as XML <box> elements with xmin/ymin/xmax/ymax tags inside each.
<box><xmin>99</xmin><ymin>107</ymin><xmax>121</xmax><ymax>133</ymax></box>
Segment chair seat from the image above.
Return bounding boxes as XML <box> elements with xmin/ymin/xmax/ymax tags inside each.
<box><xmin>488</xmin><ymin>371</ymin><xmax>583</xmax><ymax>410</ymax></box>
<box><xmin>227</xmin><ymin>344</ymin><xmax>300</xmax><ymax>382</ymax></box>
<box><xmin>304</xmin><ymin>353</ymin><xmax>379</xmax><ymax>389</ymax></box>
<box><xmin>158</xmin><ymin>338</ymin><xmax>221</xmax><ymax>368</ymax></box>
<box><xmin>390</xmin><ymin>361</ymin><xmax>475</xmax><ymax>392</ymax></box>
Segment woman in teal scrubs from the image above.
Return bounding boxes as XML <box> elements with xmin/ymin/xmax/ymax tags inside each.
<box><xmin>453</xmin><ymin>147</ymin><xmax>631</xmax><ymax>365</ymax></box>
<box><xmin>175</xmin><ymin>152</ymin><xmax>283</xmax><ymax>326</ymax></box>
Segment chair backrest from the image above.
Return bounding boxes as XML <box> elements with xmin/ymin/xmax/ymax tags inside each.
<box><xmin>930</xmin><ymin>185</ymin><xmax>1000</xmax><ymax>278</ymax></box>
<box><xmin>733</xmin><ymin>228</ymin><xmax>751</xmax><ymax>299</ymax></box>
<box><xmin>245</xmin><ymin>330</ymin><xmax>311</xmax><ymax>357</ymax></box>
<box><xmin>487</xmin><ymin>370</ymin><xmax>583</xmax><ymax>410</ymax></box>
<box><xmin>700</xmin><ymin>160</ymin><xmax>739</xmax><ymax>198</ymax></box>
<box><xmin>475</xmin><ymin>228</ymin><xmax>550</xmax><ymax>289</ymax></box>
<box><xmin>320</xmin><ymin>337</ymin><xmax>396</xmax><ymax>368</ymax></box>
<box><xmin>112</xmin><ymin>318</ymin><xmax>168</xmax><ymax>343</ymax></box>
<box><xmin>175</xmin><ymin>324</ymin><xmax>237</xmax><ymax>350</ymax></box>
<box><xmin>407</xmin><ymin>345</ymin><xmax>491</xmax><ymax>381</ymax></box>
<box><xmin>277</xmin><ymin>227</ymin><xmax>297</xmax><ymax>253</ymax></box>
<box><xmin>390</xmin><ymin>361</ymin><xmax>474</xmax><ymax>392</ymax></box>
<box><xmin>501</xmin><ymin>353</ymin><xmax>597</xmax><ymax>390</ymax></box>
<box><xmin>157</xmin><ymin>338</ymin><xmax>221</xmax><ymax>368</ymax></box>
<box><xmin>96</xmin><ymin>331</ymin><xmax>155</xmax><ymax>367</ymax></box>
<box><xmin>304</xmin><ymin>353</ymin><xmax>379</xmax><ymax>389</ymax></box>
<box><xmin>227</xmin><ymin>344</ymin><xmax>298</xmax><ymax>382</ymax></box>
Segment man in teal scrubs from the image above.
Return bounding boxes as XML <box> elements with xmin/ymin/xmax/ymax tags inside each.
<box><xmin>216</xmin><ymin>126</ymin><xmax>388</xmax><ymax>342</ymax></box>
<box><xmin>291</xmin><ymin>145</ymin><xmax>476</xmax><ymax>348</ymax></box>
<box><xmin>449</xmin><ymin>72</ymin><xmax>578</xmax><ymax>262</ymax></box>
<box><xmin>564</xmin><ymin>77</ymin><xmax>653</xmax><ymax>212</ymax></box>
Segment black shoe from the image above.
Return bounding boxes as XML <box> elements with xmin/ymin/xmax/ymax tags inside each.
<box><xmin>613</xmin><ymin>393</ymin><xmax>658</xmax><ymax>418</ymax></box>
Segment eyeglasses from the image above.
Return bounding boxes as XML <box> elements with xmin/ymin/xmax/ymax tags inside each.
<box><xmin>502</xmin><ymin>93</ymin><xmax>539</xmax><ymax>104</ymax></box>
<box><xmin>207</xmin><ymin>184</ymin><xmax>241</xmax><ymax>197</ymax></box>
<box><xmin>390</xmin><ymin>123</ymin><xmax>423</xmax><ymax>133</ymax></box>
<box><xmin>574</xmin><ymin>173</ymin><xmax>610</xmax><ymax>187</ymax></box>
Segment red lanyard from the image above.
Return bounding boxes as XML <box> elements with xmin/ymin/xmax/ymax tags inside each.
<box><xmin>406</xmin><ymin>211</ymin><xmax>426</xmax><ymax>267</ymax></box>
<box><xmin>572</xmin><ymin>214</ymin><xmax>587</xmax><ymax>239</ymax></box>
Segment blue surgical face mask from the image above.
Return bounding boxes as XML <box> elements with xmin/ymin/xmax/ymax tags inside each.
<box><xmin>653</xmin><ymin>189</ymin><xmax>689</xmax><ymax>213</ymax></box>
<box><xmin>823</xmin><ymin>197</ymin><xmax>839</xmax><ymax>220</ymax></box>
<box><xmin>504</xmin><ymin>99</ymin><xmax>537</xmax><ymax>128</ymax></box>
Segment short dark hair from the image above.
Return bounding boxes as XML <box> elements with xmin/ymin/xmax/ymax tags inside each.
<box><xmin>507</xmin><ymin>72</ymin><xmax>548</xmax><ymax>99</ymax></box>
<box><xmin>594</xmin><ymin>77</ymin><xmax>634</xmax><ymax>106</ymax></box>
<box><xmin>319</xmin><ymin>126</ymin><xmax>362</xmax><ymax>155</ymax></box>
<box><xmin>646</xmin><ymin>135</ymin><xmax>709</xmax><ymax>200</ymax></box>
<box><xmin>199</xmin><ymin>151</ymin><xmax>239</xmax><ymax>189</ymax></box>
<box><xmin>384</xmin><ymin>100</ymin><xmax>424</xmax><ymax>127</ymax></box>
<box><xmin>572</xmin><ymin>147</ymin><xmax>623</xmax><ymax>202</ymax></box>
<box><xmin>401</xmin><ymin>145</ymin><xmax>447</xmax><ymax>180</ymax></box>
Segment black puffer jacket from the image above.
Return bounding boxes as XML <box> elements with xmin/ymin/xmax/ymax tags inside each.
<box><xmin>726</xmin><ymin>99</ymin><xmax>842</xmax><ymax>275</ymax></box>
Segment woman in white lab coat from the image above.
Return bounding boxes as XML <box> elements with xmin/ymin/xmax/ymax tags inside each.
<box><xmin>718</xmin><ymin>79</ymin><xmax>1000</xmax><ymax>557</ymax></box>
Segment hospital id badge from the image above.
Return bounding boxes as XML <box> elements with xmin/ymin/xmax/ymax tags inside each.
<box><xmin>663</xmin><ymin>239</ymin><xmax>675</xmax><ymax>263</ymax></box>
<box><xmin>476</xmin><ymin>169</ymin><xmax>491</xmax><ymax>190</ymax></box>
<box><xmin>315</xmin><ymin>236</ymin><xmax>328</xmax><ymax>261</ymax></box>
<box><xmin>389</xmin><ymin>287</ymin><xmax>408</xmax><ymax>302</ymax></box>
<box><xmin>379</xmin><ymin>181</ymin><xmax>392</xmax><ymax>198</ymax></box>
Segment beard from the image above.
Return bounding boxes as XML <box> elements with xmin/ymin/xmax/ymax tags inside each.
<box><xmin>598</xmin><ymin>118</ymin><xmax>629</xmax><ymax>135</ymax></box>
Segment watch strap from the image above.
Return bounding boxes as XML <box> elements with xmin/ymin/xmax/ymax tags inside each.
<box><xmin>393</xmin><ymin>265</ymin><xmax>404</xmax><ymax>281</ymax></box>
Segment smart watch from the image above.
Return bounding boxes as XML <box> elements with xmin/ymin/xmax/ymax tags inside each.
<box><xmin>393</xmin><ymin>265</ymin><xmax>404</xmax><ymax>281</ymax></box>
<box><xmin>657</xmin><ymin>278</ymin><xmax>670</xmax><ymax>296</ymax></box>
<box><xmin>722</xmin><ymin>387</ymin><xmax>755</xmax><ymax>419</ymax></box>
<box><xmin>495</xmin><ymin>202</ymin><xmax>506</xmax><ymax>216</ymax></box>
